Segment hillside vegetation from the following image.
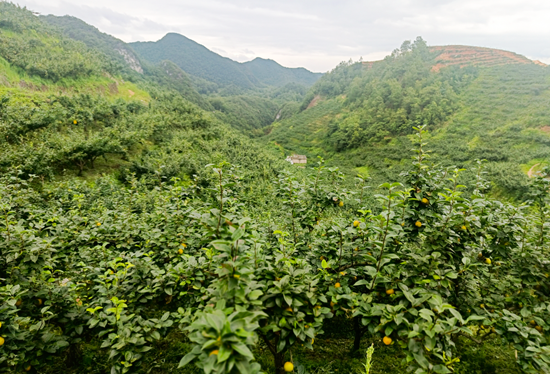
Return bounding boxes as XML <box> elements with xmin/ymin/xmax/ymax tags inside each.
<box><xmin>41</xmin><ymin>15</ymin><xmax>144</xmax><ymax>75</ymax></box>
<box><xmin>268</xmin><ymin>37</ymin><xmax>550</xmax><ymax>198</ymax></box>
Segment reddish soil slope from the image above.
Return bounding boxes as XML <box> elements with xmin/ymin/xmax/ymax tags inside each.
<box><xmin>430</xmin><ymin>45</ymin><xmax>535</xmax><ymax>71</ymax></box>
<box><xmin>361</xmin><ymin>45</ymin><xmax>546</xmax><ymax>72</ymax></box>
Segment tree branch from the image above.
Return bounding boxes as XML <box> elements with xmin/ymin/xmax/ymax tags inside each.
<box><xmin>259</xmin><ymin>333</ymin><xmax>277</xmax><ymax>356</ymax></box>
<box><xmin>458</xmin><ymin>332</ymin><xmax>482</xmax><ymax>344</ymax></box>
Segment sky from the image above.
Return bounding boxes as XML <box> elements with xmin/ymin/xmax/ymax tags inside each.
<box><xmin>15</xmin><ymin>0</ymin><xmax>550</xmax><ymax>72</ymax></box>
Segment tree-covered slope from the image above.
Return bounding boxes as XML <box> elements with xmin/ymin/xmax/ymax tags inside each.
<box><xmin>39</xmin><ymin>15</ymin><xmax>213</xmax><ymax>110</ymax></box>
<box><xmin>0</xmin><ymin>3</ymin><xmax>108</xmax><ymax>81</ymax></box>
<box><xmin>40</xmin><ymin>14</ymin><xmax>144</xmax><ymax>74</ymax></box>
<box><xmin>267</xmin><ymin>38</ymin><xmax>550</xmax><ymax>198</ymax></box>
<box><xmin>37</xmin><ymin>15</ymin><xmax>317</xmax><ymax>131</ymax></box>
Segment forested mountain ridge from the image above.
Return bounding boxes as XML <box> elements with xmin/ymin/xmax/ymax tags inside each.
<box><xmin>131</xmin><ymin>32</ymin><xmax>322</xmax><ymax>92</ymax></box>
<box><xmin>243</xmin><ymin>57</ymin><xmax>322</xmax><ymax>87</ymax></box>
<box><xmin>41</xmin><ymin>15</ymin><xmax>144</xmax><ymax>74</ymax></box>
<box><xmin>132</xmin><ymin>33</ymin><xmax>259</xmax><ymax>91</ymax></box>
<box><xmin>267</xmin><ymin>38</ymin><xmax>550</xmax><ymax>198</ymax></box>
<box><xmin>38</xmin><ymin>15</ymin><xmax>215</xmax><ymax>110</ymax></box>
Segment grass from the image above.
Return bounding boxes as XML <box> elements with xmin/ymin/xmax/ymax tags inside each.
<box><xmin>36</xmin><ymin>321</ymin><xmax>523</xmax><ymax>374</ymax></box>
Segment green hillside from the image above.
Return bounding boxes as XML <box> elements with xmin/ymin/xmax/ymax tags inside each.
<box><xmin>42</xmin><ymin>16</ymin><xmax>309</xmax><ymax>132</ymax></box>
<box><xmin>267</xmin><ymin>38</ymin><xmax>550</xmax><ymax>199</ymax></box>
<box><xmin>41</xmin><ymin>15</ymin><xmax>144</xmax><ymax>75</ymax></box>
<box><xmin>0</xmin><ymin>4</ymin><xmax>106</xmax><ymax>81</ymax></box>
<box><xmin>39</xmin><ymin>15</ymin><xmax>213</xmax><ymax>110</ymax></box>
<box><xmin>0</xmin><ymin>3</ymin><xmax>279</xmax><ymax>182</ymax></box>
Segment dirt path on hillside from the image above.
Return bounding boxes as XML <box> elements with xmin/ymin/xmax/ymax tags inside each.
<box><xmin>528</xmin><ymin>163</ymin><xmax>540</xmax><ymax>178</ymax></box>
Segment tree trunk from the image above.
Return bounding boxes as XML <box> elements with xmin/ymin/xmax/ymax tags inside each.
<box><xmin>352</xmin><ymin>316</ymin><xmax>363</xmax><ymax>353</ymax></box>
<box><xmin>76</xmin><ymin>160</ymin><xmax>84</xmax><ymax>176</ymax></box>
<box><xmin>273</xmin><ymin>351</ymin><xmax>286</xmax><ymax>374</ymax></box>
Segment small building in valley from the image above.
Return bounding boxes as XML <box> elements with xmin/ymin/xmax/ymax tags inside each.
<box><xmin>286</xmin><ymin>155</ymin><xmax>307</xmax><ymax>166</ymax></box>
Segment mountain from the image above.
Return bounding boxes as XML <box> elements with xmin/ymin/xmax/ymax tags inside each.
<box><xmin>40</xmin><ymin>14</ymin><xmax>313</xmax><ymax>130</ymax></box>
<box><xmin>41</xmin><ymin>15</ymin><xmax>144</xmax><ymax>74</ymax></box>
<box><xmin>132</xmin><ymin>33</ymin><xmax>258</xmax><ymax>90</ymax></box>
<box><xmin>243</xmin><ymin>57</ymin><xmax>323</xmax><ymax>87</ymax></box>
<box><xmin>267</xmin><ymin>37</ymin><xmax>550</xmax><ymax>198</ymax></box>
<box><xmin>40</xmin><ymin>16</ymin><xmax>214</xmax><ymax>109</ymax></box>
<box><xmin>130</xmin><ymin>33</ymin><xmax>322</xmax><ymax>92</ymax></box>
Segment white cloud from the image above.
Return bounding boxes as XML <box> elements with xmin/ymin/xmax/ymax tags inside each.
<box><xmin>15</xmin><ymin>0</ymin><xmax>550</xmax><ymax>72</ymax></box>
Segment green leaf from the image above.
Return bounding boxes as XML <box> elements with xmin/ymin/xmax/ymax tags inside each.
<box><xmin>433</xmin><ymin>365</ymin><xmax>452</xmax><ymax>373</ymax></box>
<box><xmin>277</xmin><ymin>338</ymin><xmax>286</xmax><ymax>352</ymax></box>
<box><xmin>218</xmin><ymin>344</ymin><xmax>232</xmax><ymax>363</ymax></box>
<box><xmin>414</xmin><ymin>352</ymin><xmax>430</xmax><ymax>369</ymax></box>
<box><xmin>178</xmin><ymin>352</ymin><xmax>197</xmax><ymax>368</ymax></box>
<box><xmin>232</xmin><ymin>343</ymin><xmax>254</xmax><ymax>359</ymax></box>
<box><xmin>205</xmin><ymin>312</ymin><xmax>224</xmax><ymax>332</ymax></box>
<box><xmin>424</xmin><ymin>336</ymin><xmax>436</xmax><ymax>351</ymax></box>
<box><xmin>248</xmin><ymin>290</ymin><xmax>263</xmax><ymax>300</ymax></box>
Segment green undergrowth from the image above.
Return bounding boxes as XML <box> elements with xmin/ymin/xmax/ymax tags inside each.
<box><xmin>37</xmin><ymin>331</ymin><xmax>522</xmax><ymax>374</ymax></box>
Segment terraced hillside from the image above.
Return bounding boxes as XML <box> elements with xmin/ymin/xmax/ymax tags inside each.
<box><xmin>362</xmin><ymin>45</ymin><xmax>543</xmax><ymax>72</ymax></box>
<box><xmin>430</xmin><ymin>45</ymin><xmax>539</xmax><ymax>71</ymax></box>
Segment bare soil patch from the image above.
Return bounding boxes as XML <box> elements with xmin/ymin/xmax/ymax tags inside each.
<box><xmin>307</xmin><ymin>95</ymin><xmax>322</xmax><ymax>109</ymax></box>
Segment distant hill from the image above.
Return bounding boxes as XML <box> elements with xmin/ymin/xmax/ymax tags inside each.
<box><xmin>41</xmin><ymin>15</ymin><xmax>144</xmax><ymax>74</ymax></box>
<box><xmin>242</xmin><ymin>57</ymin><xmax>322</xmax><ymax>87</ymax></box>
<box><xmin>39</xmin><ymin>16</ymin><xmax>313</xmax><ymax>129</ymax></box>
<box><xmin>131</xmin><ymin>33</ymin><xmax>322</xmax><ymax>91</ymax></box>
<box><xmin>362</xmin><ymin>45</ymin><xmax>542</xmax><ymax>72</ymax></box>
<box><xmin>131</xmin><ymin>33</ymin><xmax>258</xmax><ymax>90</ymax></box>
<box><xmin>429</xmin><ymin>45</ymin><xmax>539</xmax><ymax>71</ymax></box>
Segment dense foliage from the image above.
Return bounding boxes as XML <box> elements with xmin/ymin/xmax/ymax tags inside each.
<box><xmin>2</xmin><ymin>126</ymin><xmax>550</xmax><ymax>374</ymax></box>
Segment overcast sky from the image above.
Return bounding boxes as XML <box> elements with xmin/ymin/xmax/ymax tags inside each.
<box><xmin>15</xmin><ymin>0</ymin><xmax>550</xmax><ymax>72</ymax></box>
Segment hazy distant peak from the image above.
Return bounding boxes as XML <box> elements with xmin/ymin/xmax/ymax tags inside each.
<box><xmin>131</xmin><ymin>33</ymin><xmax>322</xmax><ymax>90</ymax></box>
